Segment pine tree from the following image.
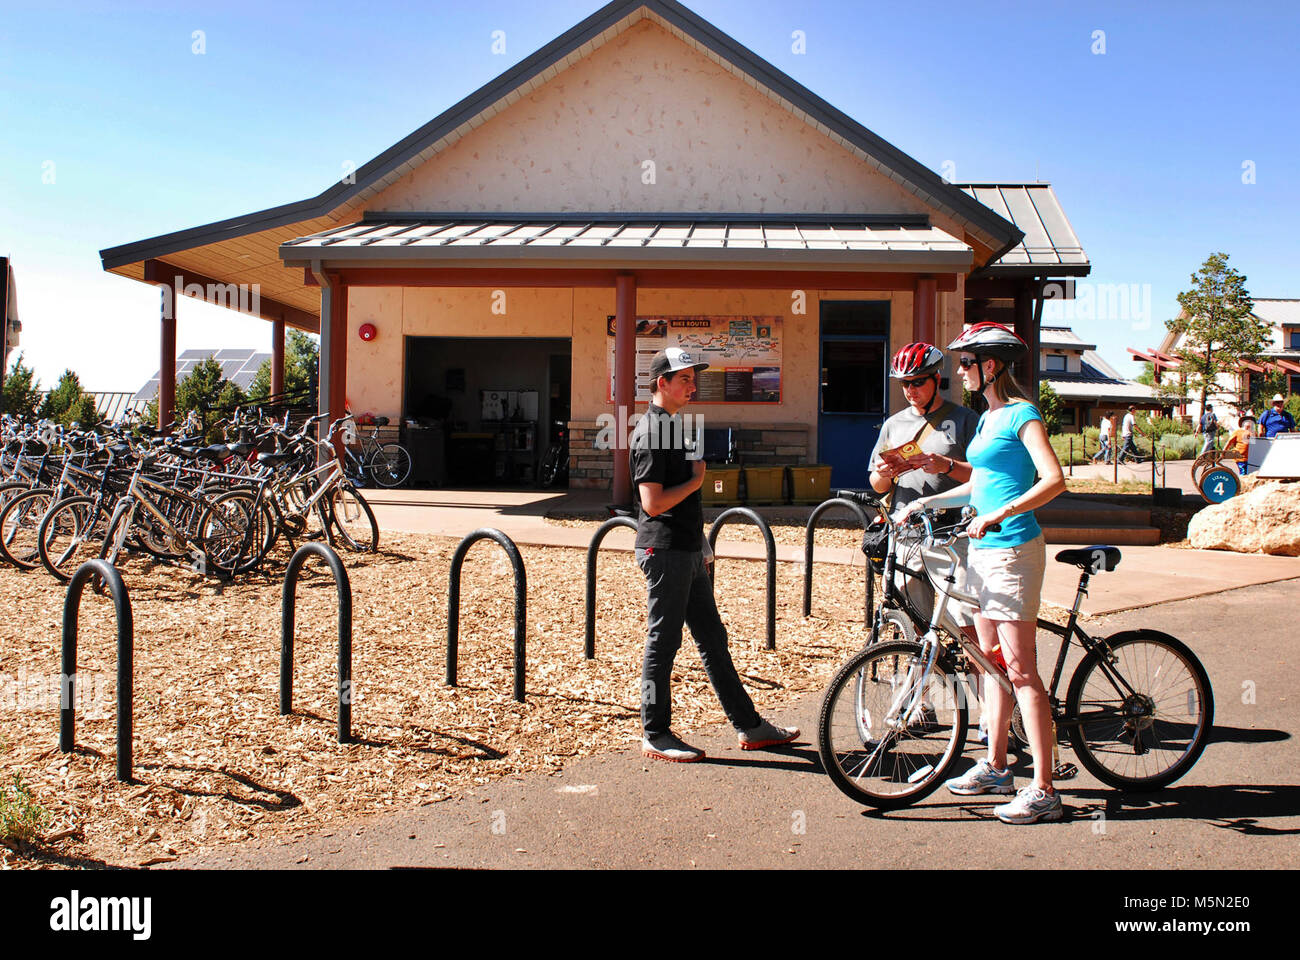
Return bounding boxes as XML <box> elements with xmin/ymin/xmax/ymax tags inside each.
<box><xmin>39</xmin><ymin>370</ymin><xmax>98</xmax><ymax>427</ymax></box>
<box><xmin>1037</xmin><ymin>381</ymin><xmax>1063</xmax><ymax>435</ymax></box>
<box><xmin>1</xmin><ymin>354</ymin><xmax>43</xmax><ymax>419</ymax></box>
<box><xmin>1168</xmin><ymin>253</ymin><xmax>1269</xmax><ymax>411</ymax></box>
<box><xmin>248</xmin><ymin>331</ymin><xmax>319</xmax><ymax>402</ymax></box>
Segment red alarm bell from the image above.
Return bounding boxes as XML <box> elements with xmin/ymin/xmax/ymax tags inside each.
<box><xmin>358</xmin><ymin>323</ymin><xmax>377</xmax><ymax>342</ymax></box>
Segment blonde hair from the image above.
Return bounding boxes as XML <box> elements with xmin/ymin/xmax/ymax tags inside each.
<box><xmin>989</xmin><ymin>360</ymin><xmax>1033</xmax><ymax>405</ymax></box>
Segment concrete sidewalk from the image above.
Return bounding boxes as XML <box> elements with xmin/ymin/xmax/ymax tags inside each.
<box><xmin>362</xmin><ymin>488</ymin><xmax>1299</xmax><ymax>616</ymax></box>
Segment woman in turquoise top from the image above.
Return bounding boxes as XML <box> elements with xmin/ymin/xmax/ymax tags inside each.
<box><xmin>903</xmin><ymin>323</ymin><xmax>1067</xmax><ymax>824</ymax></box>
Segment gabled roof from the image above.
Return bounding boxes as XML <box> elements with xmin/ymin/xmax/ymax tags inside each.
<box><xmin>101</xmin><ymin>0</ymin><xmax>1021</xmax><ymax>300</ymax></box>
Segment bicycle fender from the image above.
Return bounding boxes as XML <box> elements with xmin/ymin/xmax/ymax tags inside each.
<box><xmin>1094</xmin><ymin>628</ymin><xmax>1186</xmax><ymax>650</ymax></box>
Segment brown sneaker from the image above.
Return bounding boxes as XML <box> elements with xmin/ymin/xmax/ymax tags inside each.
<box><xmin>738</xmin><ymin>719</ymin><xmax>800</xmax><ymax>750</ymax></box>
<box><xmin>642</xmin><ymin>731</ymin><xmax>705</xmax><ymax>763</ymax></box>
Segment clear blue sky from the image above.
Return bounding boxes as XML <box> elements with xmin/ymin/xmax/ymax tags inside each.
<box><xmin>2</xmin><ymin>0</ymin><xmax>1297</xmax><ymax>390</ymax></box>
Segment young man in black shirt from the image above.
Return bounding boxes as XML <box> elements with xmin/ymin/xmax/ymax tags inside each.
<box><xmin>630</xmin><ymin>347</ymin><xmax>799</xmax><ymax>762</ymax></box>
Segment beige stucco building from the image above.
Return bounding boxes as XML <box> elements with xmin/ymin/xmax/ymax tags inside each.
<box><xmin>101</xmin><ymin>0</ymin><xmax>1089</xmax><ymax>497</ymax></box>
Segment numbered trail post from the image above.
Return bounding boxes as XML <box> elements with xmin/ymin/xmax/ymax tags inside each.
<box><xmin>281</xmin><ymin>543</ymin><xmax>354</xmax><ymax>743</ymax></box>
<box><xmin>585</xmin><ymin>516</ymin><xmax>638</xmax><ymax>659</ymax></box>
<box><xmin>447</xmin><ymin>528</ymin><xmax>527</xmax><ymax>702</ymax></box>
<box><xmin>60</xmin><ymin>561</ymin><xmax>135</xmax><ymax>782</ymax></box>
<box><xmin>803</xmin><ymin>497</ymin><xmax>872</xmax><ymax>622</ymax></box>
<box><xmin>707</xmin><ymin>508</ymin><xmax>777</xmax><ymax>650</ymax></box>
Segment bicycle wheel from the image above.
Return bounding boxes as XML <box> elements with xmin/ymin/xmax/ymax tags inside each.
<box><xmin>540</xmin><ymin>445</ymin><xmax>562</xmax><ymax>487</ymax></box>
<box><xmin>1065</xmin><ymin>630</ymin><xmax>1213</xmax><ymax>790</ymax></box>
<box><xmin>198</xmin><ymin>489</ymin><xmax>274</xmax><ymax>575</ymax></box>
<box><xmin>818</xmin><ymin>640</ymin><xmax>968</xmax><ymax>809</ymax></box>
<box><xmin>37</xmin><ymin>496</ymin><xmax>101</xmax><ymax>582</ymax></box>
<box><xmin>326</xmin><ymin>483</ymin><xmax>378</xmax><ymax>552</ymax></box>
<box><xmin>0</xmin><ymin>488</ymin><xmax>55</xmax><ymax>569</ymax></box>
<box><xmin>194</xmin><ymin>492</ymin><xmax>262</xmax><ymax>577</ymax></box>
<box><xmin>368</xmin><ymin>444</ymin><xmax>412</xmax><ymax>488</ymax></box>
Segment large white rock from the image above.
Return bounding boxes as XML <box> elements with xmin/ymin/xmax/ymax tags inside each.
<box><xmin>1188</xmin><ymin>479</ymin><xmax>1300</xmax><ymax>555</ymax></box>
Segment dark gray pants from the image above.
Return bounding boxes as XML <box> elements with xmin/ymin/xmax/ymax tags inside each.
<box><xmin>636</xmin><ymin>548</ymin><xmax>761</xmax><ymax>738</ymax></box>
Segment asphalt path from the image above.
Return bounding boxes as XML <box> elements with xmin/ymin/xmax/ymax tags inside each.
<box><xmin>176</xmin><ymin>577</ymin><xmax>1299</xmax><ymax>870</ymax></box>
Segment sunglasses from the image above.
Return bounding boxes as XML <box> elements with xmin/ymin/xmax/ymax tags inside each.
<box><xmin>901</xmin><ymin>377</ymin><xmax>933</xmax><ymax>388</ymax></box>
<box><xmin>957</xmin><ymin>357</ymin><xmax>983</xmax><ymax>369</ymax></box>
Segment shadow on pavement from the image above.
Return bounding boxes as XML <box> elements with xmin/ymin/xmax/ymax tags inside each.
<box><xmin>864</xmin><ymin>783</ymin><xmax>1300</xmax><ymax>833</ymax></box>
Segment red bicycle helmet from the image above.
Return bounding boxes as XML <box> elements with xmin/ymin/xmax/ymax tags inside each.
<box><xmin>890</xmin><ymin>342</ymin><xmax>944</xmax><ymax>380</ymax></box>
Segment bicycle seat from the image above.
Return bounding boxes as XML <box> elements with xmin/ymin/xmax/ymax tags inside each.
<box><xmin>256</xmin><ymin>451</ymin><xmax>298</xmax><ymax>468</ymax></box>
<box><xmin>227</xmin><ymin>442</ymin><xmax>257</xmax><ymax>458</ymax></box>
<box><xmin>373</xmin><ymin>416</ymin><xmax>389</xmax><ymax>427</ymax></box>
<box><xmin>1054</xmin><ymin>546</ymin><xmax>1122</xmax><ymax>572</ymax></box>
<box><xmin>198</xmin><ymin>445</ymin><xmax>230</xmax><ymax>464</ymax></box>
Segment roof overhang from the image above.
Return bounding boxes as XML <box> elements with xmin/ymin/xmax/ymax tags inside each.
<box><xmin>279</xmin><ymin>216</ymin><xmax>973</xmax><ymax>276</ymax></box>
<box><xmin>958</xmin><ymin>184</ymin><xmax>1090</xmax><ymax>278</ymax></box>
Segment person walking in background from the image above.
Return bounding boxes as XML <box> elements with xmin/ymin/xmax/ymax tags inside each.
<box><xmin>1093</xmin><ymin>411</ymin><xmax>1114</xmax><ymax>463</ymax></box>
<box><xmin>1259</xmin><ymin>394</ymin><xmax>1296</xmax><ymax>438</ymax></box>
<box><xmin>1196</xmin><ymin>403</ymin><xmax>1218</xmax><ymax>456</ymax></box>
<box><xmin>1118</xmin><ymin>405</ymin><xmax>1146</xmax><ymax>462</ymax></box>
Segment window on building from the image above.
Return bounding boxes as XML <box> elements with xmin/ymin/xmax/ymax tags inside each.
<box><xmin>1061</xmin><ymin>408</ymin><xmax>1076</xmax><ymax>426</ymax></box>
<box><xmin>1291</xmin><ymin>374</ymin><xmax>1300</xmax><ymax>395</ymax></box>
<box><xmin>1289</xmin><ymin>329</ymin><xmax>1300</xmax><ymax>350</ymax></box>
<box><xmin>1045</xmin><ymin>354</ymin><xmax>1067</xmax><ymax>372</ymax></box>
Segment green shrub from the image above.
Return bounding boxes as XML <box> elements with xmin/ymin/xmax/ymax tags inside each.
<box><xmin>1142</xmin><ymin>413</ymin><xmax>1194</xmax><ymax>437</ymax></box>
<box><xmin>0</xmin><ymin>773</ymin><xmax>51</xmax><ymax>846</ymax></box>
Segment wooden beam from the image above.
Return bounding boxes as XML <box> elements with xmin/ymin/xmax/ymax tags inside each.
<box><xmin>159</xmin><ymin>287</ymin><xmax>176</xmax><ymax>435</ymax></box>
<box><xmin>271</xmin><ymin>316</ymin><xmax>285</xmax><ymax>398</ymax></box>
<box><xmin>144</xmin><ymin>259</ymin><xmax>320</xmax><ymax>333</ymax></box>
<box><xmin>912</xmin><ymin>276</ymin><xmax>937</xmax><ymax>344</ymax></box>
<box><xmin>304</xmin><ymin>266</ymin><xmax>959</xmax><ymax>292</ymax></box>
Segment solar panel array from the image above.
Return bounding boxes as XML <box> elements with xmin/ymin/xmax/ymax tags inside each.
<box><xmin>133</xmin><ymin>348</ymin><xmax>271</xmax><ymax>401</ymax></box>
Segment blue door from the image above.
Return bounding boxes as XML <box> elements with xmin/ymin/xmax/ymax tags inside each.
<box><xmin>817</xmin><ymin>301</ymin><xmax>889</xmax><ymax>489</ymax></box>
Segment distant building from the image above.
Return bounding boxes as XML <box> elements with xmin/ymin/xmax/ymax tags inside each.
<box><xmin>1040</xmin><ymin>326</ymin><xmax>1161</xmax><ymax>432</ymax></box>
<box><xmin>1131</xmin><ymin>298</ymin><xmax>1300</xmax><ymax>422</ymax></box>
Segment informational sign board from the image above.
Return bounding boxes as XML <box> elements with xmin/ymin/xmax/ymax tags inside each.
<box><xmin>1255</xmin><ymin>433</ymin><xmax>1300</xmax><ymax>479</ymax></box>
<box><xmin>607</xmin><ymin>315</ymin><xmax>782</xmax><ymax>403</ymax></box>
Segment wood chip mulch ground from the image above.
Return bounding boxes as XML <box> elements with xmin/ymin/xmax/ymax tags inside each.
<box><xmin>0</xmin><ymin>532</ymin><xmax>875</xmax><ymax>869</ymax></box>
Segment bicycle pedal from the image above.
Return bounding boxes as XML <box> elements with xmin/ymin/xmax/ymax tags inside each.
<box><xmin>1053</xmin><ymin>762</ymin><xmax>1078</xmax><ymax>780</ymax></box>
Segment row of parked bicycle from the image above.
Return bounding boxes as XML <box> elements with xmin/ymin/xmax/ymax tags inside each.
<box><xmin>0</xmin><ymin>408</ymin><xmax>379</xmax><ymax>583</ymax></box>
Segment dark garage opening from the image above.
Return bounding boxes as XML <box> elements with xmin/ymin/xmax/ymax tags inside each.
<box><xmin>403</xmin><ymin>336</ymin><xmax>571</xmax><ymax>488</ymax></box>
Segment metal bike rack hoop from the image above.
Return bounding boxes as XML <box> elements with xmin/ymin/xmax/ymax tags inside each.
<box><xmin>802</xmin><ymin>497</ymin><xmax>872</xmax><ymax>622</ymax></box>
<box><xmin>60</xmin><ymin>560</ymin><xmax>135</xmax><ymax>782</ymax></box>
<box><xmin>584</xmin><ymin>516</ymin><xmax>638</xmax><ymax>660</ymax></box>
<box><xmin>707</xmin><ymin>507</ymin><xmax>778</xmax><ymax>650</ymax></box>
<box><xmin>447</xmin><ymin>528</ymin><xmax>528</xmax><ymax>702</ymax></box>
<box><xmin>281</xmin><ymin>543</ymin><xmax>354</xmax><ymax>743</ymax></box>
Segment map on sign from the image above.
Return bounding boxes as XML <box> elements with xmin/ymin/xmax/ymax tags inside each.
<box><xmin>607</xmin><ymin>315</ymin><xmax>782</xmax><ymax>403</ymax></box>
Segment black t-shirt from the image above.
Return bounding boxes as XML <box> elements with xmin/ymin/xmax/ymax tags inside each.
<box><xmin>630</xmin><ymin>404</ymin><xmax>703</xmax><ymax>550</ymax></box>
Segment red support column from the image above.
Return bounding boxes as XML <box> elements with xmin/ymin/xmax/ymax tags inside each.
<box><xmin>330</xmin><ymin>284</ymin><xmax>349</xmax><ymax>461</ymax></box>
<box><xmin>160</xmin><ymin>284</ymin><xmax>176</xmax><ymax>434</ymax></box>
<box><xmin>612</xmin><ymin>273</ymin><xmax>637</xmax><ymax>506</ymax></box>
<box><xmin>271</xmin><ymin>314</ymin><xmax>285</xmax><ymax>400</ymax></box>
<box><xmin>912</xmin><ymin>276</ymin><xmax>937</xmax><ymax>344</ymax></box>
